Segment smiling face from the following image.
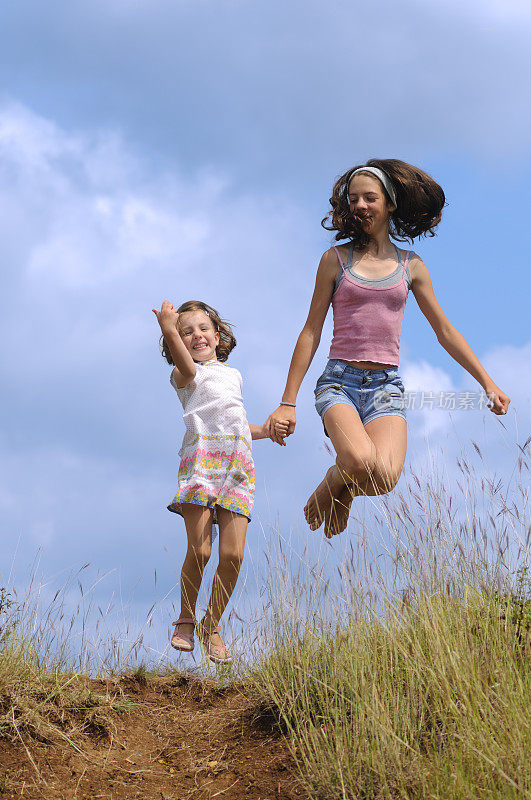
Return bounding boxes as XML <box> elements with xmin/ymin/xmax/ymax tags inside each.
<box><xmin>178</xmin><ymin>309</ymin><xmax>220</xmax><ymax>362</ymax></box>
<box><xmin>347</xmin><ymin>173</ymin><xmax>395</xmax><ymax>235</ymax></box>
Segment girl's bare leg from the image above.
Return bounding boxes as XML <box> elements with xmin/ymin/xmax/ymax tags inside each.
<box><xmin>304</xmin><ymin>403</ymin><xmax>376</xmax><ymax>532</ymax></box>
<box><xmin>304</xmin><ymin>405</ymin><xmax>408</xmax><ymax>537</ymax></box>
<box><xmin>177</xmin><ymin>504</ymin><xmax>214</xmax><ymax>636</ymax></box>
<box><xmin>327</xmin><ymin>414</ymin><xmax>408</xmax><ymax>536</ymax></box>
<box><xmin>201</xmin><ymin>506</ymin><xmax>248</xmax><ymax>653</ymax></box>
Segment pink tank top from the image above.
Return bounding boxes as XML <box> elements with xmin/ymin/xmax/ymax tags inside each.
<box><xmin>329</xmin><ymin>244</ymin><xmax>412</xmax><ymax>367</ymax></box>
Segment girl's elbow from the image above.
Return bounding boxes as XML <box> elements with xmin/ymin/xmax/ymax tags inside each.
<box><xmin>174</xmin><ymin>364</ymin><xmax>196</xmax><ymax>385</ymax></box>
<box><xmin>436</xmin><ymin>323</ymin><xmax>455</xmax><ymax>345</ymax></box>
<box><xmin>300</xmin><ymin>324</ymin><xmax>321</xmax><ymax>346</ymax></box>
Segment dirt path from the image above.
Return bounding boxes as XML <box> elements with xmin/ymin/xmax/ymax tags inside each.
<box><xmin>0</xmin><ymin>674</ymin><xmax>308</xmax><ymax>799</ymax></box>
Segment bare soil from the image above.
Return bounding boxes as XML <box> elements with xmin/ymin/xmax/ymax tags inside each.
<box><xmin>0</xmin><ymin>674</ymin><xmax>308</xmax><ymax>800</ymax></box>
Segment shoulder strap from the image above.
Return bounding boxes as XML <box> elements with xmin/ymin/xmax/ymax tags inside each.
<box><xmin>394</xmin><ymin>244</ymin><xmax>403</xmax><ymax>266</ymax></box>
<box><xmin>403</xmin><ymin>250</ymin><xmax>414</xmax><ymax>289</ymax></box>
<box><xmin>331</xmin><ymin>246</ymin><xmax>347</xmax><ymax>295</ymax></box>
<box><xmin>332</xmin><ymin>245</ymin><xmax>345</xmax><ymax>267</ymax></box>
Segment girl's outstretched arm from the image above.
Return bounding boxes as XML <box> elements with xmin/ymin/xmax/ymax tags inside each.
<box><xmin>267</xmin><ymin>249</ymin><xmax>338</xmax><ymax>443</ymax></box>
<box><xmin>411</xmin><ymin>257</ymin><xmax>510</xmax><ymax>415</ymax></box>
<box><xmin>152</xmin><ymin>301</ymin><xmax>197</xmax><ymax>387</ymax></box>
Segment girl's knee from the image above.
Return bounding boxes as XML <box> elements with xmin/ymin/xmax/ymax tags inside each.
<box><xmin>338</xmin><ymin>448</ymin><xmax>377</xmax><ymax>480</ymax></box>
<box><xmin>218</xmin><ymin>546</ymin><xmax>244</xmax><ymax>570</ymax></box>
<box><xmin>373</xmin><ymin>468</ymin><xmax>401</xmax><ymax>494</ymax></box>
<box><xmin>187</xmin><ymin>543</ymin><xmax>212</xmax><ymax>566</ymax></box>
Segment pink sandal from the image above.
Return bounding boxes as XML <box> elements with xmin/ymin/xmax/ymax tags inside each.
<box><xmin>170</xmin><ymin>617</ymin><xmax>195</xmax><ymax>652</ymax></box>
<box><xmin>197</xmin><ymin>621</ymin><xmax>232</xmax><ymax>664</ymax></box>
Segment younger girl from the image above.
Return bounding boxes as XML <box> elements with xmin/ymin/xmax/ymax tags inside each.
<box><xmin>268</xmin><ymin>159</ymin><xmax>510</xmax><ymax>538</ymax></box>
<box><xmin>154</xmin><ymin>300</ymin><xmax>288</xmax><ymax>664</ymax></box>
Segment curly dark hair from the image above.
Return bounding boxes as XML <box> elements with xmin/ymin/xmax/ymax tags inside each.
<box><xmin>159</xmin><ymin>300</ymin><xmax>236</xmax><ymax>364</ymax></box>
<box><xmin>322</xmin><ymin>158</ymin><xmax>446</xmax><ymax>249</ymax></box>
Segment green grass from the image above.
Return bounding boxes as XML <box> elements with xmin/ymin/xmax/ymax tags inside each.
<box><xmin>250</xmin><ymin>584</ymin><xmax>530</xmax><ymax>799</ymax></box>
<box><xmin>247</xmin><ymin>436</ymin><xmax>531</xmax><ymax>799</ymax></box>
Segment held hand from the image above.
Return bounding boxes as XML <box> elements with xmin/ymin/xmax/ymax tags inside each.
<box><xmin>268</xmin><ymin>406</ymin><xmax>296</xmax><ymax>445</ymax></box>
<box><xmin>484</xmin><ymin>383</ymin><xmax>511</xmax><ymax>416</ymax></box>
<box><xmin>152</xmin><ymin>301</ymin><xmax>179</xmax><ymax>334</ymax></box>
<box><xmin>273</xmin><ymin>420</ymin><xmax>290</xmax><ymax>446</ymax></box>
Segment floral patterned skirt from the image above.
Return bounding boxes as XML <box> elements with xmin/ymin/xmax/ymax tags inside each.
<box><xmin>167</xmin><ymin>434</ymin><xmax>255</xmax><ymax>522</ymax></box>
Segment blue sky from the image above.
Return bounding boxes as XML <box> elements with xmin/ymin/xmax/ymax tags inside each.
<box><xmin>1</xmin><ymin>0</ymin><xmax>530</xmax><ymax>666</ymax></box>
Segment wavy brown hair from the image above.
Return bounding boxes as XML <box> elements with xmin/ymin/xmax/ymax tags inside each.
<box><xmin>159</xmin><ymin>300</ymin><xmax>236</xmax><ymax>364</ymax></box>
<box><xmin>322</xmin><ymin>158</ymin><xmax>446</xmax><ymax>250</ymax></box>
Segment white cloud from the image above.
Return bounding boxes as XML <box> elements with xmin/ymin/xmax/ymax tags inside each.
<box><xmin>401</xmin><ymin>359</ymin><xmax>456</xmax><ymax>436</ymax></box>
<box><xmin>0</xmin><ymin>102</ymin><xmax>218</xmax><ymax>289</ymax></box>
<box><xmin>0</xmin><ymin>100</ymin><xmax>314</xmax><ymax>383</ymax></box>
<box><xmin>399</xmin><ymin>342</ymin><xmax>530</xmax><ymax>541</ymax></box>
<box><xmin>481</xmin><ymin>341</ymin><xmax>531</xmax><ymax>398</ymax></box>
<box><xmin>401</xmin><ymin>339</ymin><xmax>531</xmax><ymax>443</ymax></box>
<box><xmin>402</xmin><ymin>361</ymin><xmax>454</xmax><ymax>394</ymax></box>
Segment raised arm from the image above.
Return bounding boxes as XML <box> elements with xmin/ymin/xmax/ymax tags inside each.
<box><xmin>152</xmin><ymin>301</ymin><xmax>196</xmax><ymax>388</ymax></box>
<box><xmin>410</xmin><ymin>257</ymin><xmax>510</xmax><ymax>415</ymax></box>
<box><xmin>268</xmin><ymin>248</ymin><xmax>338</xmax><ymax>442</ymax></box>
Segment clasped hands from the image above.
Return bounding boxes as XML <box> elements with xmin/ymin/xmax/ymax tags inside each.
<box><xmin>267</xmin><ymin>405</ymin><xmax>297</xmax><ymax>447</ymax></box>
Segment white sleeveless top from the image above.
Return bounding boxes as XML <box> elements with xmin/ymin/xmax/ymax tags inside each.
<box><xmin>170</xmin><ymin>360</ymin><xmax>252</xmax><ymax>454</ymax></box>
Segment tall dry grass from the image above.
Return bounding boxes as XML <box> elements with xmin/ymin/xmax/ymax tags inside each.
<box><xmin>0</xmin><ymin>575</ymin><xmax>134</xmax><ymax>747</ymax></box>
<box><xmin>0</xmin><ymin>564</ymin><xmax>185</xmax><ymax>746</ymax></box>
<box><xmin>249</xmin><ymin>435</ymin><xmax>531</xmax><ymax>799</ymax></box>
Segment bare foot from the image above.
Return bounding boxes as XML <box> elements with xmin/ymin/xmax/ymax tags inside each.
<box><xmin>304</xmin><ymin>466</ymin><xmax>337</xmax><ymax>531</ymax></box>
<box><xmin>324</xmin><ymin>485</ymin><xmax>353</xmax><ymax>538</ymax></box>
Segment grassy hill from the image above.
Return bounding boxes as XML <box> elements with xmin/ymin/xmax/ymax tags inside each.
<box><xmin>1</xmin><ymin>438</ymin><xmax>530</xmax><ymax>799</ymax></box>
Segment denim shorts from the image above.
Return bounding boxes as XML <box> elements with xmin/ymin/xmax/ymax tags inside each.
<box><xmin>314</xmin><ymin>359</ymin><xmax>407</xmax><ymax>436</ymax></box>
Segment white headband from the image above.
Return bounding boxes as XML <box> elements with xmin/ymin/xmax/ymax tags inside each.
<box><xmin>348</xmin><ymin>166</ymin><xmax>397</xmax><ymax>206</ymax></box>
